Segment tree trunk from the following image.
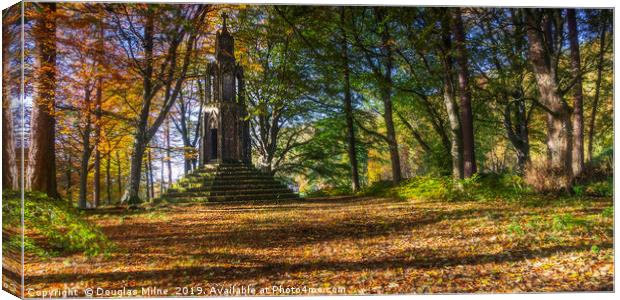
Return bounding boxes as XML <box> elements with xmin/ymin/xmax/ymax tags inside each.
<box><xmin>66</xmin><ymin>153</ymin><xmax>73</xmax><ymax>206</ymax></box>
<box><xmin>376</xmin><ymin>8</ymin><xmax>401</xmax><ymax>183</ymax></box>
<box><xmin>92</xmin><ymin>19</ymin><xmax>104</xmax><ymax>207</ymax></box>
<box><xmin>587</xmin><ymin>11</ymin><xmax>608</xmax><ymax>162</ymax></box>
<box><xmin>2</xmin><ymin>16</ymin><xmax>18</xmax><ymax>190</ymax></box>
<box><xmin>440</xmin><ymin>13</ymin><xmax>463</xmax><ymax>179</ymax></box>
<box><xmin>116</xmin><ymin>151</ymin><xmax>122</xmax><ymax>199</ymax></box>
<box><xmin>165</xmin><ymin>119</ymin><xmax>173</xmax><ymax>185</ymax></box>
<box><xmin>121</xmin><ymin>12</ymin><xmax>153</xmax><ymax>205</ymax></box>
<box><xmin>567</xmin><ymin>9</ymin><xmax>584</xmax><ymax>177</ymax></box>
<box><xmin>120</xmin><ymin>7</ymin><xmax>203</xmax><ymax>204</ymax></box>
<box><xmin>451</xmin><ymin>8</ymin><xmax>477</xmax><ymax>178</ymax></box>
<box><xmin>147</xmin><ymin>148</ymin><xmax>155</xmax><ymax>200</ymax></box>
<box><xmin>122</xmin><ymin>137</ymin><xmax>147</xmax><ymax>205</ymax></box>
<box><xmin>78</xmin><ymin>86</ymin><xmax>93</xmax><ymax>209</ymax></box>
<box><xmin>160</xmin><ymin>153</ymin><xmax>165</xmax><ymax>194</ymax></box>
<box><xmin>183</xmin><ymin>148</ymin><xmax>192</xmax><ymax>174</ymax></box>
<box><xmin>503</xmin><ymin>95</ymin><xmax>530</xmax><ymax>174</ymax></box>
<box><xmin>524</xmin><ymin>9</ymin><xmax>573</xmax><ymax>186</ymax></box>
<box><xmin>106</xmin><ymin>152</ymin><xmax>111</xmax><ymax>205</ymax></box>
<box><xmin>26</xmin><ymin>3</ymin><xmax>59</xmax><ymax>198</ymax></box>
<box><xmin>143</xmin><ymin>154</ymin><xmax>150</xmax><ymax>201</ymax></box>
<box><xmin>340</xmin><ymin>7</ymin><xmax>360</xmax><ymax>192</ymax></box>
<box><xmin>93</xmin><ymin>114</ymin><xmax>101</xmax><ymax>207</ymax></box>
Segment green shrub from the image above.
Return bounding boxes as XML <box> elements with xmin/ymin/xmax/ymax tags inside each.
<box><xmin>584</xmin><ymin>179</ymin><xmax>612</xmax><ymax>197</ymax></box>
<box><xmin>395</xmin><ymin>176</ymin><xmax>455</xmax><ymax>200</ymax></box>
<box><xmin>307</xmin><ymin>186</ymin><xmax>352</xmax><ymax>197</ymax></box>
<box><xmin>358</xmin><ymin>181</ymin><xmax>397</xmax><ymax>197</ymax></box>
<box><xmin>359</xmin><ymin>172</ymin><xmax>535</xmax><ymax>202</ymax></box>
<box><xmin>2</xmin><ymin>191</ymin><xmax>115</xmax><ymax>258</ymax></box>
<box><xmin>572</xmin><ymin>185</ymin><xmax>585</xmax><ymax>197</ymax></box>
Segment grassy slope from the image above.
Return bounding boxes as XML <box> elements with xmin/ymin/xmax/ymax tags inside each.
<box><xmin>2</xmin><ymin>191</ymin><xmax>115</xmax><ymax>258</ymax></box>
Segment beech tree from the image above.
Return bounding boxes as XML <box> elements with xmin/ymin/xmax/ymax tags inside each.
<box><xmin>451</xmin><ymin>8</ymin><xmax>477</xmax><ymax>178</ymax></box>
<box><xmin>567</xmin><ymin>9</ymin><xmax>584</xmax><ymax>178</ymax></box>
<box><xmin>523</xmin><ymin>9</ymin><xmax>573</xmax><ymax>188</ymax></box>
<box><xmin>107</xmin><ymin>4</ymin><xmax>209</xmax><ymax>204</ymax></box>
<box><xmin>339</xmin><ymin>8</ymin><xmax>360</xmax><ymax>191</ymax></box>
<box><xmin>349</xmin><ymin>7</ymin><xmax>402</xmax><ymax>183</ymax></box>
<box><xmin>439</xmin><ymin>10</ymin><xmax>463</xmax><ymax>179</ymax></box>
<box><xmin>26</xmin><ymin>2</ymin><xmax>59</xmax><ymax>198</ymax></box>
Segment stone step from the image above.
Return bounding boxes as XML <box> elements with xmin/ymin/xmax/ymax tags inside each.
<box><xmin>183</xmin><ymin>183</ymin><xmax>288</xmax><ymax>191</ymax></box>
<box><xmin>165</xmin><ymin>192</ymin><xmax>299</xmax><ymax>202</ymax></box>
<box><xmin>186</xmin><ymin>184</ymin><xmax>289</xmax><ymax>191</ymax></box>
<box><xmin>212</xmin><ymin>177</ymin><xmax>279</xmax><ymax>183</ymax></box>
<box><xmin>193</xmin><ymin>169</ymin><xmax>263</xmax><ymax>174</ymax></box>
<box><xmin>163</xmin><ymin>163</ymin><xmax>298</xmax><ymax>203</ymax></box>
<box><xmin>186</xmin><ymin>178</ymin><xmax>286</xmax><ymax>186</ymax></box>
<box><xmin>178</xmin><ymin>179</ymin><xmax>286</xmax><ymax>186</ymax></box>
<box><xmin>165</xmin><ymin>190</ymin><xmax>299</xmax><ymax>199</ymax></box>
<box><xmin>187</xmin><ymin>171</ymin><xmax>266</xmax><ymax>178</ymax></box>
<box><xmin>203</xmin><ymin>164</ymin><xmax>256</xmax><ymax>169</ymax></box>
<box><xmin>165</xmin><ymin>187</ymin><xmax>293</xmax><ymax>197</ymax></box>
<box><xmin>192</xmin><ymin>173</ymin><xmax>273</xmax><ymax>179</ymax></box>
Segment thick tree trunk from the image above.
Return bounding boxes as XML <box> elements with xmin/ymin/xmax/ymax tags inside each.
<box><xmin>587</xmin><ymin>12</ymin><xmax>608</xmax><ymax>162</ymax></box>
<box><xmin>567</xmin><ymin>9</ymin><xmax>584</xmax><ymax>177</ymax></box>
<box><xmin>376</xmin><ymin>8</ymin><xmax>401</xmax><ymax>183</ymax></box>
<box><xmin>340</xmin><ymin>8</ymin><xmax>360</xmax><ymax>192</ymax></box>
<box><xmin>26</xmin><ymin>3</ymin><xmax>59</xmax><ymax>198</ymax></box>
<box><xmin>524</xmin><ymin>9</ymin><xmax>573</xmax><ymax>186</ymax></box>
<box><xmin>440</xmin><ymin>14</ymin><xmax>463</xmax><ymax>179</ymax></box>
<box><xmin>121</xmin><ymin>12</ymin><xmax>153</xmax><ymax>205</ymax></box>
<box><xmin>122</xmin><ymin>137</ymin><xmax>147</xmax><ymax>205</ymax></box>
<box><xmin>2</xmin><ymin>19</ymin><xmax>18</xmax><ymax>190</ymax></box>
<box><xmin>451</xmin><ymin>8</ymin><xmax>477</xmax><ymax>178</ymax></box>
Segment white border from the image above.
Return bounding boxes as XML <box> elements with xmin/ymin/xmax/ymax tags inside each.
<box><xmin>0</xmin><ymin>1</ymin><xmax>616</xmax><ymax>300</ymax></box>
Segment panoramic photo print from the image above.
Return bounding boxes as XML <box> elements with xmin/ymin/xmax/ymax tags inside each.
<box><xmin>1</xmin><ymin>1</ymin><xmax>614</xmax><ymax>297</ymax></box>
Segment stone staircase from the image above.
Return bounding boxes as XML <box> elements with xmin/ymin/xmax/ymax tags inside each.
<box><xmin>162</xmin><ymin>162</ymin><xmax>299</xmax><ymax>203</ymax></box>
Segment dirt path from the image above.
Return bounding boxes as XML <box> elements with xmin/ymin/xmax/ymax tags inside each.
<box><xmin>24</xmin><ymin>196</ymin><xmax>613</xmax><ymax>296</ymax></box>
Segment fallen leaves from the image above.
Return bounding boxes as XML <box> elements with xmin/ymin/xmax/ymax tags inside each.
<box><xmin>22</xmin><ymin>196</ymin><xmax>613</xmax><ymax>295</ymax></box>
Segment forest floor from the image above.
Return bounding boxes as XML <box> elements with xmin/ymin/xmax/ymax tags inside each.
<box><xmin>23</xmin><ymin>196</ymin><xmax>613</xmax><ymax>296</ymax></box>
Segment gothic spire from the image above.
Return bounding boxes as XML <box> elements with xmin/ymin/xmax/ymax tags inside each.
<box><xmin>222</xmin><ymin>12</ymin><xmax>228</xmax><ymax>32</ymax></box>
<box><xmin>215</xmin><ymin>11</ymin><xmax>234</xmax><ymax>61</ymax></box>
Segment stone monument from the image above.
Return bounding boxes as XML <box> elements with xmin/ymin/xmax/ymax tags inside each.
<box><xmin>199</xmin><ymin>13</ymin><xmax>251</xmax><ymax>164</ymax></box>
<box><xmin>163</xmin><ymin>14</ymin><xmax>298</xmax><ymax>203</ymax></box>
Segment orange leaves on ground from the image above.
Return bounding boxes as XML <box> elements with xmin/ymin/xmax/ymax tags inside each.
<box><xmin>24</xmin><ymin>196</ymin><xmax>613</xmax><ymax>296</ymax></box>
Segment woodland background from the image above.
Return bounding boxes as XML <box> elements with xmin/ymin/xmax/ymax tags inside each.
<box><xmin>2</xmin><ymin>4</ymin><xmax>613</xmax><ymax>205</ymax></box>
<box><xmin>0</xmin><ymin>3</ymin><xmax>614</xmax><ymax>295</ymax></box>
